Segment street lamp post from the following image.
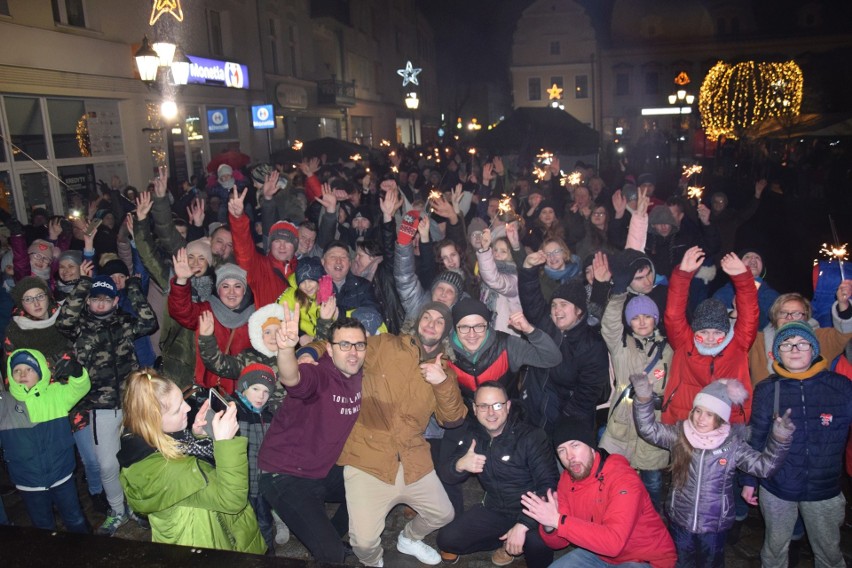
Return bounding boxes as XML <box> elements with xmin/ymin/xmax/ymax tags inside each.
<box><xmin>404</xmin><ymin>92</ymin><xmax>419</xmax><ymax>147</ymax></box>
<box><xmin>667</xmin><ymin>88</ymin><xmax>694</xmax><ymax>168</ymax></box>
<box><xmin>135</xmin><ymin>35</ymin><xmax>190</xmax><ymax>120</ymax></box>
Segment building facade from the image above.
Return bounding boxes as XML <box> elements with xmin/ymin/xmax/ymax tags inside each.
<box><xmin>0</xmin><ymin>0</ymin><xmax>437</xmax><ymax>219</ymax></box>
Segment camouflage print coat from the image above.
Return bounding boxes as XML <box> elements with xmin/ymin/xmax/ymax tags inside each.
<box><xmin>56</xmin><ymin>276</ymin><xmax>159</xmax><ymax>410</ymax></box>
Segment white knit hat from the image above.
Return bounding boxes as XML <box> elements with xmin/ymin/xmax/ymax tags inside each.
<box><xmin>693</xmin><ymin>379</ymin><xmax>749</xmax><ymax>423</ymax></box>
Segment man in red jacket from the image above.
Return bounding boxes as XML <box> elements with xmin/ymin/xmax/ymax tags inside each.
<box><xmin>227</xmin><ymin>173</ymin><xmax>298</xmax><ymax>306</ymax></box>
<box><xmin>521</xmin><ymin>419</ymin><xmax>676</xmax><ymax>568</ymax></box>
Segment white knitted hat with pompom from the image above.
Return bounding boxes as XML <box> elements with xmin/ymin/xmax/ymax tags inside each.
<box><xmin>693</xmin><ymin>379</ymin><xmax>749</xmax><ymax>423</ymax></box>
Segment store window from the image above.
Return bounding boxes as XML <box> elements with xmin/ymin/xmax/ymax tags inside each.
<box><xmin>528</xmin><ymin>78</ymin><xmax>541</xmax><ymax>101</ymax></box>
<box><xmin>0</xmin><ymin>0</ymin><xmax>10</xmax><ymax>16</ymax></box>
<box><xmin>6</xmin><ymin>97</ymin><xmax>47</xmax><ymax>161</ymax></box>
<box><xmin>207</xmin><ymin>106</ymin><xmax>240</xmax><ymax>156</ymax></box>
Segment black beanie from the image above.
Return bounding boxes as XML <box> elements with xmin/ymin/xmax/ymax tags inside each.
<box><xmin>691</xmin><ymin>298</ymin><xmax>731</xmax><ymax>334</ymax></box>
<box><xmin>451</xmin><ymin>298</ymin><xmax>492</xmax><ymax>326</ymax></box>
<box><xmin>551</xmin><ymin>280</ymin><xmax>587</xmax><ymax>314</ymax></box>
<box><xmin>11</xmin><ymin>276</ymin><xmax>51</xmax><ymax>310</ymax></box>
<box><xmin>100</xmin><ymin>259</ymin><xmax>130</xmax><ymax>277</ymax></box>
<box><xmin>552</xmin><ymin>417</ymin><xmax>597</xmax><ymax>450</ymax></box>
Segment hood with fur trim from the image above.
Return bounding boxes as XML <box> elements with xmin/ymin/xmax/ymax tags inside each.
<box><xmin>248</xmin><ymin>303</ymin><xmax>285</xmax><ymax>357</ymax></box>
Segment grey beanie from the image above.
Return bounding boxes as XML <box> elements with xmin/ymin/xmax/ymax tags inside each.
<box><xmin>215</xmin><ymin>263</ymin><xmax>248</xmax><ymax>289</ymax></box>
<box><xmin>691</xmin><ymin>298</ymin><xmax>730</xmax><ymax>334</ymax></box>
<box><xmin>58</xmin><ymin>250</ymin><xmax>83</xmax><ymax>266</ymax></box>
<box><xmin>431</xmin><ymin>271</ymin><xmax>464</xmax><ymax>301</ymax></box>
<box><xmin>417</xmin><ymin>301</ymin><xmax>453</xmax><ymax>343</ymax></box>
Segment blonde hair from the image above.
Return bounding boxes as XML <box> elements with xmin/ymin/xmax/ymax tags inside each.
<box><xmin>122</xmin><ymin>369</ymin><xmax>183</xmax><ymax>460</ymax></box>
<box><xmin>769</xmin><ymin>293</ymin><xmax>811</xmax><ymax>328</ymax></box>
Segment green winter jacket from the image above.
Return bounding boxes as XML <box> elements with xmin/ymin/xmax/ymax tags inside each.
<box><xmin>118</xmin><ymin>435</ymin><xmax>265</xmax><ymax>554</ymax></box>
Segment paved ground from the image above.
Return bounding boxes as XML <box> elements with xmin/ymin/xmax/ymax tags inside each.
<box><xmin>2</xmin><ymin>464</ymin><xmax>851</xmax><ymax>567</ymax></box>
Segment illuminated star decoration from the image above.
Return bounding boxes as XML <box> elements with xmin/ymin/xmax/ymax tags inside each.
<box><xmin>150</xmin><ymin>0</ymin><xmax>184</xmax><ymax>25</ymax></box>
<box><xmin>397</xmin><ymin>61</ymin><xmax>422</xmax><ymax>87</ymax></box>
<box><xmin>547</xmin><ymin>83</ymin><xmax>564</xmax><ymax>100</ymax></box>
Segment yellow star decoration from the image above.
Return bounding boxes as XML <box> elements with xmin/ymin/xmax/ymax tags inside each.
<box><xmin>150</xmin><ymin>0</ymin><xmax>184</xmax><ymax>25</ymax></box>
<box><xmin>674</xmin><ymin>71</ymin><xmax>691</xmax><ymax>86</ymax></box>
<box><xmin>547</xmin><ymin>83</ymin><xmax>564</xmax><ymax>100</ymax></box>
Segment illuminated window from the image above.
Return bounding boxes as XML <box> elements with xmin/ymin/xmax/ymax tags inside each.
<box><xmin>575</xmin><ymin>75</ymin><xmax>588</xmax><ymax>99</ymax></box>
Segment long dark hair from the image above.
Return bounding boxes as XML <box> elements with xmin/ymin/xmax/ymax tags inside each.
<box><xmin>670</xmin><ymin>408</ymin><xmax>723</xmax><ymax>489</ymax></box>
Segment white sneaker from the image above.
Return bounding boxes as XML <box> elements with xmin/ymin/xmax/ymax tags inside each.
<box><xmin>397</xmin><ymin>533</ymin><xmax>440</xmax><ymax>565</ymax></box>
<box><xmin>274</xmin><ymin>519</ymin><xmax>290</xmax><ymax>545</ymax></box>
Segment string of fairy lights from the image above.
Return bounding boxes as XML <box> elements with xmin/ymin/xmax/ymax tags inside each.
<box><xmin>699</xmin><ymin>60</ymin><xmax>803</xmax><ymax>140</ymax></box>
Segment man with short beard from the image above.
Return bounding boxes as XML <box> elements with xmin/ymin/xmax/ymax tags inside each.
<box><xmin>521</xmin><ymin>420</ymin><xmax>676</xmax><ymax>568</ymax></box>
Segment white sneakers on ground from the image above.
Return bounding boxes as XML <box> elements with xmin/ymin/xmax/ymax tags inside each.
<box><xmin>396</xmin><ymin>532</ymin><xmax>441</xmax><ymax>565</ymax></box>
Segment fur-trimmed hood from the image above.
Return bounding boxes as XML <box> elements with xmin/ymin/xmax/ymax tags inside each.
<box><xmin>248</xmin><ymin>303</ymin><xmax>285</xmax><ymax>357</ymax></box>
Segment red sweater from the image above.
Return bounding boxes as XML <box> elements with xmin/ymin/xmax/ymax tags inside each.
<box><xmin>229</xmin><ymin>212</ymin><xmax>296</xmax><ymax>307</ymax></box>
<box><xmin>662</xmin><ymin>268</ymin><xmax>758</xmax><ymax>424</ymax></box>
<box><xmin>167</xmin><ymin>278</ymin><xmax>251</xmax><ymax>394</ymax></box>
<box><xmin>540</xmin><ymin>452</ymin><xmax>676</xmax><ymax>568</ymax></box>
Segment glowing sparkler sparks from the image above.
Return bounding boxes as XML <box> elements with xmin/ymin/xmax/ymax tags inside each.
<box><xmin>379</xmin><ymin>139</ymin><xmax>391</xmax><ymax>147</ymax></box>
<box><xmin>468</xmin><ymin>147</ymin><xmax>477</xmax><ymax>156</ymax></box>
<box><xmin>391</xmin><ymin>166</ymin><xmax>399</xmax><ymax>173</ymax></box>
<box><xmin>428</xmin><ymin>189</ymin><xmax>443</xmax><ymax>202</ymax></box>
<box><xmin>349</xmin><ymin>153</ymin><xmax>363</xmax><ymax>161</ymax></box>
<box><xmin>687</xmin><ymin>186</ymin><xmax>704</xmax><ymax>200</ymax></box>
<box><xmin>682</xmin><ymin>164</ymin><xmax>703</xmax><ymax>178</ymax></box>
<box><xmin>497</xmin><ymin>195</ymin><xmax>513</xmax><ymax>215</ymax></box>
<box><xmin>533</xmin><ymin>167</ymin><xmax>547</xmax><ymax>181</ymax></box>
<box><xmin>820</xmin><ymin>242</ymin><xmax>848</xmax><ymax>279</ymax></box>
<box><xmin>292</xmin><ymin>140</ymin><xmax>303</xmax><ymax>150</ymax></box>
<box><xmin>560</xmin><ymin>171</ymin><xmax>582</xmax><ymax>187</ymax></box>
<box><xmin>536</xmin><ymin>150</ymin><xmax>554</xmax><ymax>165</ymax></box>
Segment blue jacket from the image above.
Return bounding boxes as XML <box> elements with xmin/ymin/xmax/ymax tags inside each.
<box><xmin>743</xmin><ymin>363</ymin><xmax>852</xmax><ymax>502</ymax></box>
<box><xmin>0</xmin><ymin>349</ymin><xmax>90</xmax><ymax>489</ymax></box>
<box><xmin>712</xmin><ymin>277</ymin><xmax>779</xmax><ymax>329</ymax></box>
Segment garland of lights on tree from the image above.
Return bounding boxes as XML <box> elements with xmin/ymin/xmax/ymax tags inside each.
<box><xmin>699</xmin><ymin>60</ymin><xmax>803</xmax><ymax>140</ymax></box>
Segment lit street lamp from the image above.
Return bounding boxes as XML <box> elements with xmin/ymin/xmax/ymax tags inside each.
<box><xmin>668</xmin><ymin>82</ymin><xmax>695</xmax><ymax>167</ymax></box>
<box><xmin>135</xmin><ymin>35</ymin><xmax>190</xmax><ymax>119</ymax></box>
<box><xmin>404</xmin><ymin>92</ymin><xmax>419</xmax><ymax>146</ymax></box>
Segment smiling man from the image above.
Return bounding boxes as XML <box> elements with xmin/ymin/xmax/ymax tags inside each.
<box><xmin>436</xmin><ymin>382</ymin><xmax>558</xmax><ymax>567</ymax></box>
<box><xmin>321</xmin><ymin>240</ymin><xmax>379</xmax><ymax>313</ymax></box>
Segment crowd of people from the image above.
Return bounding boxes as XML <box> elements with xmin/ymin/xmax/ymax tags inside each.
<box><xmin>0</xmin><ymin>145</ymin><xmax>850</xmax><ymax>568</ymax></box>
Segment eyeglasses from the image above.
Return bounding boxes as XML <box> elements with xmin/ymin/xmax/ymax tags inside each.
<box><xmin>543</xmin><ymin>249</ymin><xmax>564</xmax><ymax>258</ymax></box>
<box><xmin>330</xmin><ymin>341</ymin><xmax>367</xmax><ymax>352</ymax></box>
<box><xmin>29</xmin><ymin>253</ymin><xmax>51</xmax><ymax>263</ymax></box>
<box><xmin>22</xmin><ymin>293</ymin><xmax>47</xmax><ymax>304</ymax></box>
<box><xmin>779</xmin><ymin>311</ymin><xmax>805</xmax><ymax>320</ymax></box>
<box><xmin>778</xmin><ymin>342</ymin><xmax>812</xmax><ymax>353</ymax></box>
<box><xmin>457</xmin><ymin>323</ymin><xmax>487</xmax><ymax>334</ymax></box>
<box><xmin>474</xmin><ymin>401</ymin><xmax>507</xmax><ymax>412</ymax></box>
<box><xmin>592</xmin><ymin>211</ymin><xmax>607</xmax><ymax>217</ymax></box>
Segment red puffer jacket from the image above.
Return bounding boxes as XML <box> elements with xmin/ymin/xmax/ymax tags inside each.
<box><xmin>661</xmin><ymin>268</ymin><xmax>758</xmax><ymax>424</ymax></box>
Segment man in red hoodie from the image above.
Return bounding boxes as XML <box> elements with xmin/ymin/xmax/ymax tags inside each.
<box><xmin>228</xmin><ymin>173</ymin><xmax>299</xmax><ymax>306</ymax></box>
<box><xmin>521</xmin><ymin>419</ymin><xmax>676</xmax><ymax>568</ymax></box>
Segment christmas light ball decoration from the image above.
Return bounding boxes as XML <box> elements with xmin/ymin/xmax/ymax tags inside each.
<box><xmin>699</xmin><ymin>60</ymin><xmax>803</xmax><ymax>140</ymax></box>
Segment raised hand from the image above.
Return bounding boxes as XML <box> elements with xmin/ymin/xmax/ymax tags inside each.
<box><xmin>419</xmin><ymin>353</ymin><xmax>448</xmax><ymax>385</ymax></box>
<box><xmin>628</xmin><ymin>372</ymin><xmax>653</xmax><ymax>401</ymax></box>
<box><xmin>198</xmin><ymin>311</ymin><xmax>215</xmax><ymax>336</ymax></box>
<box><xmin>505</xmin><ymin>221</ymin><xmax>520</xmax><ymax>250</ymax></box>
<box><xmin>492</xmin><ymin>156</ymin><xmax>505</xmax><ymax>176</ymax></box>
<box><xmin>262</xmin><ymin>170</ymin><xmax>281</xmax><ymax>200</ymax></box>
<box><xmin>720</xmin><ymin>252</ymin><xmax>747</xmax><ymax>276</ymax></box>
<box><xmin>80</xmin><ymin>259</ymin><xmax>94</xmax><ymax>278</ymax></box>
<box><xmin>277</xmin><ymin>304</ymin><xmax>301</xmax><ymax>349</ymax></box>
<box><xmin>152</xmin><ymin>165</ymin><xmax>169</xmax><ymax>198</ymax></box>
<box><xmin>772</xmin><ymin>408</ymin><xmax>796</xmax><ymax>441</ymax></box>
<box><xmin>123</xmin><ymin>213</ymin><xmax>134</xmax><ymax>237</ymax></box>
<box><xmin>187</xmin><ymin>197</ymin><xmax>205</xmax><ymax>227</ymax></box>
<box><xmin>612</xmin><ymin>190</ymin><xmax>627</xmax><ymax>218</ymax></box>
<box><xmin>482</xmin><ymin>162</ymin><xmax>494</xmax><ymax>185</ymax></box>
<box><xmin>172</xmin><ymin>248</ymin><xmax>193</xmax><ymax>282</ymax></box>
<box><xmin>508</xmin><ymin>311</ymin><xmax>534</xmax><ymax>334</ymax></box>
<box><xmin>455</xmin><ymin>439</ymin><xmax>486</xmax><ymax>473</ymax></box>
<box><xmin>450</xmin><ymin>184</ymin><xmax>464</xmax><ymax>214</ymax></box>
<box><xmin>416</xmin><ymin>212</ymin><xmax>431</xmax><ymax>242</ymax></box>
<box><xmin>135</xmin><ymin>191</ymin><xmax>153</xmax><ymax>221</ymax></box>
<box><xmin>523</xmin><ymin>250</ymin><xmax>546</xmax><ymax>268</ymax></box>
<box><xmin>48</xmin><ymin>218</ymin><xmax>63</xmax><ymax>240</ymax></box>
<box><xmin>592</xmin><ymin>251</ymin><xmax>611</xmax><ymax>283</ymax></box>
<box><xmin>480</xmin><ymin>227</ymin><xmax>492</xmax><ymax>250</ymax></box>
<box><xmin>697</xmin><ymin>203</ymin><xmax>711</xmax><ymax>225</ymax></box>
<box><xmin>635</xmin><ymin>186</ymin><xmax>650</xmax><ymax>218</ymax></box>
<box><xmin>319</xmin><ymin>295</ymin><xmax>338</xmax><ymax>321</ymax></box>
<box><xmin>837</xmin><ymin>279</ymin><xmax>852</xmax><ymax>311</ymax></box>
<box><xmin>317</xmin><ymin>183</ymin><xmax>337</xmax><ymax>214</ymax></box>
<box><xmin>379</xmin><ymin>186</ymin><xmax>402</xmax><ymax>221</ymax></box>
<box><xmin>679</xmin><ymin>246</ymin><xmax>705</xmax><ymax>273</ymax></box>
<box><xmin>755</xmin><ymin>178</ymin><xmax>768</xmax><ymax>198</ymax></box>
<box><xmin>227</xmin><ymin>187</ymin><xmax>248</xmax><ymax>219</ymax></box>
<box><xmin>298</xmin><ymin>157</ymin><xmax>320</xmax><ymax>177</ymax></box>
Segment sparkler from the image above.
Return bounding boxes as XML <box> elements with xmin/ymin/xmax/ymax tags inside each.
<box><xmin>682</xmin><ymin>164</ymin><xmax>703</xmax><ymax>179</ymax></box>
<box><xmin>379</xmin><ymin>139</ymin><xmax>391</xmax><ymax>147</ymax></box>
<box><xmin>825</xmin><ymin>215</ymin><xmax>848</xmax><ymax>280</ymax></box>
<box><xmin>292</xmin><ymin>140</ymin><xmax>303</xmax><ymax>151</ymax></box>
<box><xmin>687</xmin><ymin>186</ymin><xmax>704</xmax><ymax>200</ymax></box>
<box><xmin>349</xmin><ymin>153</ymin><xmax>362</xmax><ymax>161</ymax></box>
<box><xmin>820</xmin><ymin>243</ymin><xmax>848</xmax><ymax>280</ymax></box>
<box><xmin>565</xmin><ymin>171</ymin><xmax>582</xmax><ymax>186</ymax></box>
<box><xmin>536</xmin><ymin>150</ymin><xmax>554</xmax><ymax>165</ymax></box>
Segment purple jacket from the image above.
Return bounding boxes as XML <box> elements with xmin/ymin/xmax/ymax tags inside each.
<box><xmin>257</xmin><ymin>355</ymin><xmax>362</xmax><ymax>479</ymax></box>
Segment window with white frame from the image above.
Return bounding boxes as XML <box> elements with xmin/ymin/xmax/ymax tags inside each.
<box><xmin>52</xmin><ymin>0</ymin><xmax>86</xmax><ymax>27</ymax></box>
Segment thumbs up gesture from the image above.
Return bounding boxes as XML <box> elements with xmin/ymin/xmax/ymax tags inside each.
<box><xmin>419</xmin><ymin>353</ymin><xmax>448</xmax><ymax>385</ymax></box>
<box><xmin>455</xmin><ymin>439</ymin><xmax>486</xmax><ymax>474</ymax></box>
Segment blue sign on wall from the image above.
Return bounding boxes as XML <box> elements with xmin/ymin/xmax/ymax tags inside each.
<box><xmin>187</xmin><ymin>55</ymin><xmax>249</xmax><ymax>89</ymax></box>
<box><xmin>252</xmin><ymin>104</ymin><xmax>275</xmax><ymax>129</ymax></box>
<box><xmin>207</xmin><ymin>109</ymin><xmax>229</xmax><ymax>133</ymax></box>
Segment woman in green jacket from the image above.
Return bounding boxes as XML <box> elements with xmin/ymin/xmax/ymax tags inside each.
<box><xmin>117</xmin><ymin>369</ymin><xmax>265</xmax><ymax>554</ymax></box>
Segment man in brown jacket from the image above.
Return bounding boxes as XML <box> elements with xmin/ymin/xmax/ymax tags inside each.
<box><xmin>338</xmin><ymin>301</ymin><xmax>467</xmax><ymax>567</ymax></box>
